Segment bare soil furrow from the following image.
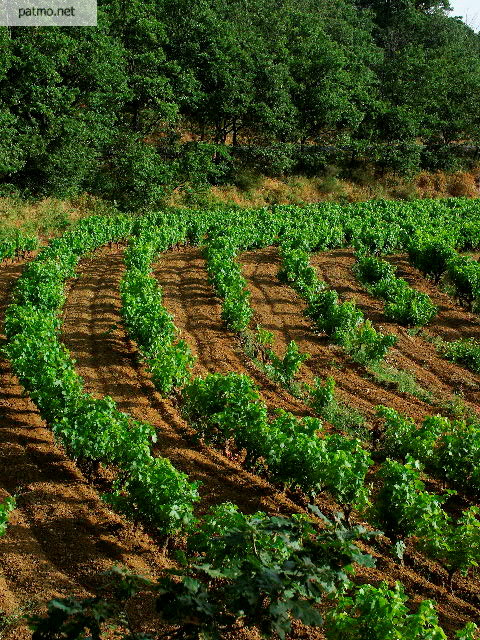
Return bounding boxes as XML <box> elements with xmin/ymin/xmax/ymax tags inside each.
<box><xmin>311</xmin><ymin>249</ymin><xmax>480</xmax><ymax>411</ymax></box>
<box><xmin>239</xmin><ymin>247</ymin><xmax>434</xmax><ymax>424</ymax></box>
<box><xmin>62</xmin><ymin>247</ymin><xmax>302</xmax><ymax>517</ymax></box>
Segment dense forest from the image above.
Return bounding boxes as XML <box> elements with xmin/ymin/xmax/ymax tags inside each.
<box><xmin>1</xmin><ymin>0</ymin><xmax>480</xmax><ymax>208</ymax></box>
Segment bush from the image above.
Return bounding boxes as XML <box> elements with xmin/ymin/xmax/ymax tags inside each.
<box><xmin>264</xmin><ymin>340</ymin><xmax>310</xmax><ymax>385</ymax></box>
<box><xmin>354</xmin><ymin>255</ymin><xmax>396</xmax><ymax>284</ymax></box>
<box><xmin>182</xmin><ymin>372</ymin><xmax>371</xmax><ymax>509</ymax></box>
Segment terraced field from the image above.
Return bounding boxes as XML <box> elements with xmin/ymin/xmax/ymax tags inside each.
<box><xmin>1</xmin><ymin>201</ymin><xmax>480</xmax><ymax>638</ymax></box>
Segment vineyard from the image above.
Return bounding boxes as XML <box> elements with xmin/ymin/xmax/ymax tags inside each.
<box><xmin>1</xmin><ymin>199</ymin><xmax>480</xmax><ymax>638</ymax></box>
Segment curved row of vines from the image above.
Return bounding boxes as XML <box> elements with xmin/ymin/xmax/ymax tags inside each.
<box><xmin>3</xmin><ymin>198</ymin><xmax>480</xmax><ymax>639</ymax></box>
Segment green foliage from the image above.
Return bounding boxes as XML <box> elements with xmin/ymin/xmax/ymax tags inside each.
<box><xmin>341</xmin><ymin>320</ymin><xmax>397</xmax><ymax>365</ymax></box>
<box><xmin>205</xmin><ymin>235</ymin><xmax>253</xmax><ymax>332</ymax></box>
<box><xmin>441</xmin><ymin>338</ymin><xmax>480</xmax><ymax>374</ymax></box>
<box><xmin>264</xmin><ymin>340</ymin><xmax>310</xmax><ymax>385</ymax></box>
<box><xmin>121</xmin><ymin>233</ymin><xmax>195</xmax><ymax>395</ymax></box>
<box><xmin>182</xmin><ymin>373</ymin><xmax>371</xmax><ymax>510</ymax></box>
<box><xmin>278</xmin><ymin>246</ymin><xmax>325</xmax><ymax>301</ymax></box>
<box><xmin>436</xmin><ymin>421</ymin><xmax>480</xmax><ymax>493</ymax></box>
<box><xmin>377</xmin><ymin>405</ymin><xmax>442</xmax><ymax>463</ymax></box>
<box><xmin>309</xmin><ymin>375</ymin><xmax>336</xmax><ymax>412</ymax></box>
<box><xmin>155</xmin><ymin>505</ymin><xmax>376</xmax><ymax>640</ymax></box>
<box><xmin>408</xmin><ymin>240</ymin><xmax>456</xmax><ymax>283</ymax></box>
<box><xmin>0</xmin><ymin>496</ymin><xmax>15</xmax><ymax>537</ymax></box>
<box><xmin>182</xmin><ymin>373</ymin><xmax>267</xmax><ymax>445</ymax></box>
<box><xmin>374</xmin><ymin>455</ymin><xmax>480</xmax><ymax>581</ymax></box>
<box><xmin>4</xmin><ymin>215</ymin><xmax>199</xmax><ymax>536</ymax></box>
<box><xmin>352</xmin><ymin>224</ymin><xmax>404</xmax><ymax>256</ymax></box>
<box><xmin>354</xmin><ymin>255</ymin><xmax>396</xmax><ymax>283</ymax></box>
<box><xmin>307</xmin><ymin>290</ymin><xmax>363</xmax><ymax>339</ymax></box>
<box><xmin>446</xmin><ymin>255</ymin><xmax>480</xmax><ymax>310</ymax></box>
<box><xmin>325</xmin><ymin>581</ymin><xmax>477</xmax><ymax>640</ymax></box>
<box><xmin>382</xmin><ymin>286</ymin><xmax>437</xmax><ymax>327</ymax></box>
<box><xmin>407</xmin><ymin>239</ymin><xmax>480</xmax><ymax>312</ymax></box>
<box><xmin>29</xmin><ymin>506</ymin><xmax>378</xmax><ymax>640</ymax></box>
<box><xmin>278</xmin><ymin>247</ymin><xmax>395</xmax><ymax>363</ymax></box>
<box><xmin>307</xmin><ymin>376</ymin><xmax>366</xmax><ymax>434</ymax></box>
<box><xmin>2</xmin><ymin>0</ymin><xmax>480</xmax><ymax>201</ymax></box>
<box><xmin>375</xmin><ymin>456</ymin><xmax>449</xmax><ymax>540</ymax></box>
<box><xmin>255</xmin><ymin>325</ymin><xmax>275</xmax><ymax>348</ymax></box>
<box><xmin>29</xmin><ymin>597</ymin><xmax>117</xmax><ymax>640</ymax></box>
<box><xmin>355</xmin><ymin>254</ymin><xmax>437</xmax><ymax>327</ymax></box>
<box><xmin>0</xmin><ymin>229</ymin><xmax>38</xmax><ymax>260</ymax></box>
<box><xmin>419</xmin><ymin>506</ymin><xmax>480</xmax><ymax>583</ymax></box>
<box><xmin>376</xmin><ymin>405</ymin><xmax>480</xmax><ymax>494</ymax></box>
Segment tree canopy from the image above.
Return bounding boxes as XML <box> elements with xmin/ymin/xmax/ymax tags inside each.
<box><xmin>0</xmin><ymin>0</ymin><xmax>478</xmax><ymax>205</ymax></box>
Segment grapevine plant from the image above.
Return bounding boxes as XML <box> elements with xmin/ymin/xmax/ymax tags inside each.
<box><xmin>28</xmin><ymin>506</ymin><xmax>477</xmax><ymax>639</ymax></box>
<box><xmin>0</xmin><ymin>228</ymin><xmax>38</xmax><ymax>261</ymax></box>
<box><xmin>377</xmin><ymin>406</ymin><xmax>480</xmax><ymax>494</ymax></box>
<box><xmin>4</xmin><ymin>213</ymin><xmax>200</xmax><ymax>535</ymax></box>
<box><xmin>181</xmin><ymin>372</ymin><xmax>372</xmax><ymax>513</ymax></box>
<box><xmin>121</xmin><ymin>229</ymin><xmax>195</xmax><ymax>394</ymax></box>
<box><xmin>278</xmin><ymin>245</ymin><xmax>396</xmax><ymax>365</ymax></box>
<box><xmin>375</xmin><ymin>456</ymin><xmax>480</xmax><ymax>586</ymax></box>
<box><xmin>0</xmin><ymin>496</ymin><xmax>15</xmax><ymax>537</ymax></box>
<box><xmin>354</xmin><ymin>254</ymin><xmax>437</xmax><ymax>327</ymax></box>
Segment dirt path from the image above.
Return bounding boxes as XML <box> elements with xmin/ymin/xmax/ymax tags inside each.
<box><xmin>0</xmin><ymin>258</ymin><xmax>166</xmax><ymax>639</ymax></box>
<box><xmin>62</xmin><ymin>246</ymin><xmax>303</xmax><ymax>518</ymax></box>
<box><xmin>240</xmin><ymin>247</ymin><xmax>435</xmax><ymax>424</ymax></box>
<box><xmin>311</xmin><ymin>249</ymin><xmax>480</xmax><ymax>411</ymax></box>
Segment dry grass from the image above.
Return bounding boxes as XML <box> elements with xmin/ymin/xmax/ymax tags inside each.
<box><xmin>0</xmin><ymin>194</ymin><xmax>118</xmax><ymax>238</ymax></box>
<box><xmin>0</xmin><ymin>170</ymin><xmax>479</xmax><ymax>233</ymax></box>
<box><xmin>168</xmin><ymin>170</ymin><xmax>480</xmax><ymax>208</ymax></box>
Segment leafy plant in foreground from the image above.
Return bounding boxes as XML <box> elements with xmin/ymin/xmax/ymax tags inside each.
<box><xmin>155</xmin><ymin>505</ymin><xmax>376</xmax><ymax>640</ymax></box>
<box><xmin>28</xmin><ymin>506</ymin><xmax>378</xmax><ymax>640</ymax></box>
<box><xmin>325</xmin><ymin>581</ymin><xmax>477</xmax><ymax>640</ymax></box>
